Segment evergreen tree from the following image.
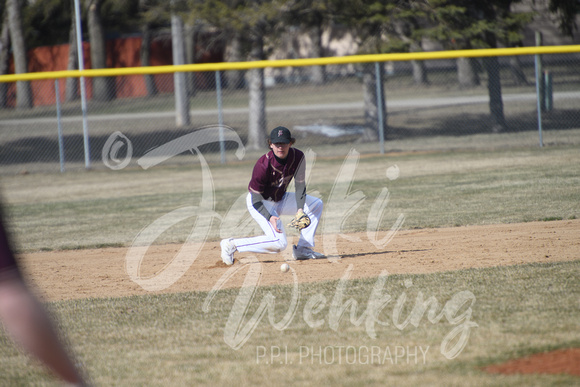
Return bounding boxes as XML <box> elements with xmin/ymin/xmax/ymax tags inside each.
<box><xmin>424</xmin><ymin>0</ymin><xmax>533</xmax><ymax>132</ymax></box>
<box><xmin>189</xmin><ymin>0</ymin><xmax>284</xmax><ymax>150</ymax></box>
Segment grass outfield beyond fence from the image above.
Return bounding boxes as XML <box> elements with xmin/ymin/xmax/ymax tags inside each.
<box><xmin>2</xmin><ymin>59</ymin><xmax>580</xmax><ymax>175</ymax></box>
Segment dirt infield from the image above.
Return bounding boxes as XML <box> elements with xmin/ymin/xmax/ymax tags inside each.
<box><xmin>16</xmin><ymin>219</ymin><xmax>580</xmax><ymax>378</ymax></box>
<box><xmin>19</xmin><ymin>219</ymin><xmax>579</xmax><ymax>302</ymax></box>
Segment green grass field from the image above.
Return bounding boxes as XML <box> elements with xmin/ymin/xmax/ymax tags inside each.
<box><xmin>0</xmin><ymin>261</ymin><xmax>578</xmax><ymax>386</ymax></box>
<box><xmin>0</xmin><ymin>136</ymin><xmax>579</xmax><ymax>385</ymax></box>
<box><xmin>1</xmin><ymin>141</ymin><xmax>578</xmax><ymax>252</ymax></box>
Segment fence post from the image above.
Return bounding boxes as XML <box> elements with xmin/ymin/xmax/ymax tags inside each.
<box><xmin>216</xmin><ymin>70</ymin><xmax>226</xmax><ymax>164</ymax></box>
<box><xmin>534</xmin><ymin>32</ymin><xmax>544</xmax><ymax>148</ymax></box>
<box><xmin>536</xmin><ymin>32</ymin><xmax>546</xmax><ymax>112</ymax></box>
<box><xmin>55</xmin><ymin>80</ymin><xmax>65</xmax><ymax>173</ymax></box>
<box><xmin>544</xmin><ymin>71</ymin><xmax>553</xmax><ymax>111</ymax></box>
<box><xmin>74</xmin><ymin>0</ymin><xmax>91</xmax><ymax>169</ymax></box>
<box><xmin>375</xmin><ymin>62</ymin><xmax>385</xmax><ymax>154</ymax></box>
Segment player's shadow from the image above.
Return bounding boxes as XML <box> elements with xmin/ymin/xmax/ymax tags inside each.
<box><xmin>254</xmin><ymin>248</ymin><xmax>431</xmax><ymax>263</ymax></box>
<box><xmin>331</xmin><ymin>248</ymin><xmax>431</xmax><ymax>260</ymax></box>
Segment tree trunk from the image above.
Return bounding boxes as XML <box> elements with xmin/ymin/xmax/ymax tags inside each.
<box><xmin>394</xmin><ymin>21</ymin><xmax>428</xmax><ymax>86</ymax></box>
<box><xmin>225</xmin><ymin>32</ymin><xmax>245</xmax><ymax>89</ymax></box>
<box><xmin>247</xmin><ymin>32</ymin><xmax>266</xmax><ymax>150</ymax></box>
<box><xmin>65</xmin><ymin>10</ymin><xmax>79</xmax><ymax>103</ymax></box>
<box><xmin>184</xmin><ymin>23</ymin><xmax>198</xmax><ymax>98</ymax></box>
<box><xmin>362</xmin><ymin>63</ymin><xmax>386</xmax><ymax>141</ymax></box>
<box><xmin>140</xmin><ymin>23</ymin><xmax>158</xmax><ymax>97</ymax></box>
<box><xmin>410</xmin><ymin>42</ymin><xmax>428</xmax><ymax>85</ymax></box>
<box><xmin>457</xmin><ymin>57</ymin><xmax>480</xmax><ymax>88</ymax></box>
<box><xmin>483</xmin><ymin>56</ymin><xmax>506</xmax><ymax>132</ymax></box>
<box><xmin>171</xmin><ymin>10</ymin><xmax>190</xmax><ymax>127</ymax></box>
<box><xmin>0</xmin><ymin>12</ymin><xmax>11</xmax><ymax>108</ymax></box>
<box><xmin>7</xmin><ymin>0</ymin><xmax>32</xmax><ymax>109</ymax></box>
<box><xmin>411</xmin><ymin>60</ymin><xmax>428</xmax><ymax>85</ymax></box>
<box><xmin>88</xmin><ymin>0</ymin><xmax>115</xmax><ymax>102</ymax></box>
<box><xmin>310</xmin><ymin>23</ymin><xmax>326</xmax><ymax>84</ymax></box>
<box><xmin>482</xmin><ymin>29</ymin><xmax>505</xmax><ymax>132</ymax></box>
<box><xmin>508</xmin><ymin>56</ymin><xmax>528</xmax><ymax>86</ymax></box>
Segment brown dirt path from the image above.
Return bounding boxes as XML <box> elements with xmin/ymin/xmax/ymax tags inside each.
<box><xmin>19</xmin><ymin>219</ymin><xmax>580</xmax><ymax>302</ymax></box>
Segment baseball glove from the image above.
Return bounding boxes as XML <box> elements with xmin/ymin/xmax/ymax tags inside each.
<box><xmin>288</xmin><ymin>210</ymin><xmax>311</xmax><ymax>230</ymax></box>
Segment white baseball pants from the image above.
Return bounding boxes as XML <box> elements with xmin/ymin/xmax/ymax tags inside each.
<box><xmin>233</xmin><ymin>192</ymin><xmax>323</xmax><ymax>254</ymax></box>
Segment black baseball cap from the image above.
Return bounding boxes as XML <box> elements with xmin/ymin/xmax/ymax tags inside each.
<box><xmin>270</xmin><ymin>126</ymin><xmax>292</xmax><ymax>144</ymax></box>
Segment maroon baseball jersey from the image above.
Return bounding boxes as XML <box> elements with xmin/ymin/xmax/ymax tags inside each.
<box><xmin>249</xmin><ymin>148</ymin><xmax>305</xmax><ymax>202</ymax></box>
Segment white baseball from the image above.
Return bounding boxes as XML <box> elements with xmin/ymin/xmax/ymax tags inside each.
<box><xmin>386</xmin><ymin>165</ymin><xmax>400</xmax><ymax>180</ymax></box>
<box><xmin>280</xmin><ymin>263</ymin><xmax>290</xmax><ymax>273</ymax></box>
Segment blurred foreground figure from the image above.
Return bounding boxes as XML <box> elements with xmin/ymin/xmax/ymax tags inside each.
<box><xmin>0</xmin><ymin>207</ymin><xmax>87</xmax><ymax>386</ymax></box>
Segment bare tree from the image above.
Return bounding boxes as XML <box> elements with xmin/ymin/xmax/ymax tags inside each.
<box><xmin>65</xmin><ymin>3</ymin><xmax>79</xmax><ymax>103</ymax></box>
<box><xmin>0</xmin><ymin>11</ymin><xmax>11</xmax><ymax>108</ymax></box>
<box><xmin>171</xmin><ymin>3</ymin><xmax>190</xmax><ymax>127</ymax></box>
<box><xmin>138</xmin><ymin>0</ymin><xmax>163</xmax><ymax>97</ymax></box>
<box><xmin>482</xmin><ymin>55</ymin><xmax>506</xmax><ymax>132</ymax></box>
<box><xmin>508</xmin><ymin>55</ymin><xmax>528</xmax><ymax>86</ymax></box>
<box><xmin>188</xmin><ymin>0</ymin><xmax>278</xmax><ymax>148</ymax></box>
<box><xmin>139</xmin><ymin>23</ymin><xmax>158</xmax><ymax>97</ymax></box>
<box><xmin>310</xmin><ymin>23</ymin><xmax>326</xmax><ymax>84</ymax></box>
<box><xmin>457</xmin><ymin>57</ymin><xmax>480</xmax><ymax>88</ymax></box>
<box><xmin>184</xmin><ymin>22</ymin><xmax>198</xmax><ymax>98</ymax></box>
<box><xmin>394</xmin><ymin>20</ymin><xmax>429</xmax><ymax>86</ymax></box>
<box><xmin>224</xmin><ymin>31</ymin><xmax>245</xmax><ymax>89</ymax></box>
<box><xmin>140</xmin><ymin>22</ymin><xmax>158</xmax><ymax>96</ymax></box>
<box><xmin>247</xmin><ymin>24</ymin><xmax>267</xmax><ymax>150</ymax></box>
<box><xmin>87</xmin><ymin>0</ymin><xmax>115</xmax><ymax>102</ymax></box>
<box><xmin>361</xmin><ymin>63</ymin><xmax>386</xmax><ymax>141</ymax></box>
<box><xmin>7</xmin><ymin>0</ymin><xmax>32</xmax><ymax>109</ymax></box>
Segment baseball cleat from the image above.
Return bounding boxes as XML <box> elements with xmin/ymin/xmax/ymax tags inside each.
<box><xmin>292</xmin><ymin>245</ymin><xmax>325</xmax><ymax>260</ymax></box>
<box><xmin>220</xmin><ymin>238</ymin><xmax>236</xmax><ymax>265</ymax></box>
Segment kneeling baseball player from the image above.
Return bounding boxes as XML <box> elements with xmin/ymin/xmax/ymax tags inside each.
<box><xmin>221</xmin><ymin>126</ymin><xmax>324</xmax><ymax>265</ymax></box>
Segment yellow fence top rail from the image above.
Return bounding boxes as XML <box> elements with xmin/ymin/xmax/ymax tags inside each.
<box><xmin>1</xmin><ymin>45</ymin><xmax>580</xmax><ymax>83</ymax></box>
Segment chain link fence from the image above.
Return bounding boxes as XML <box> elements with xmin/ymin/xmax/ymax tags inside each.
<box><xmin>0</xmin><ymin>50</ymin><xmax>579</xmax><ymax>175</ymax></box>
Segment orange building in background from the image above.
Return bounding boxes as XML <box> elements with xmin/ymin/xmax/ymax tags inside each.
<box><xmin>8</xmin><ymin>34</ymin><xmax>221</xmax><ymax>107</ymax></box>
